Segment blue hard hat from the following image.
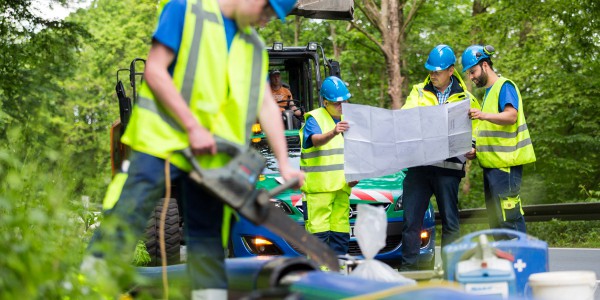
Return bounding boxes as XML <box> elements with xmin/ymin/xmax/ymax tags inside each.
<box><xmin>424</xmin><ymin>45</ymin><xmax>456</xmax><ymax>71</ymax></box>
<box><xmin>320</xmin><ymin>76</ymin><xmax>351</xmax><ymax>102</ymax></box>
<box><xmin>461</xmin><ymin>45</ymin><xmax>495</xmax><ymax>72</ymax></box>
<box><xmin>269</xmin><ymin>0</ymin><xmax>297</xmax><ymax>21</ymax></box>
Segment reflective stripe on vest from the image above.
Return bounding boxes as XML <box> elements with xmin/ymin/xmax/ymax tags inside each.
<box><xmin>300</xmin><ymin>108</ymin><xmax>349</xmax><ymax>193</ymax></box>
<box><xmin>476</xmin><ymin>77</ymin><xmax>536</xmax><ymax>168</ymax></box>
<box><xmin>121</xmin><ymin>0</ymin><xmax>267</xmax><ymax>171</ymax></box>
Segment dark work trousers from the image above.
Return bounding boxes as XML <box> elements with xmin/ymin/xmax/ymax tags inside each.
<box><xmin>483</xmin><ymin>165</ymin><xmax>526</xmax><ymax>240</ymax></box>
<box><xmin>400</xmin><ymin>166</ymin><xmax>461</xmax><ymax>270</ymax></box>
<box><xmin>301</xmin><ymin>200</ymin><xmax>350</xmax><ymax>255</ymax></box>
<box><xmin>89</xmin><ymin>151</ymin><xmax>226</xmax><ymax>291</ymax></box>
<box><xmin>313</xmin><ymin>231</ymin><xmax>350</xmax><ymax>255</ymax></box>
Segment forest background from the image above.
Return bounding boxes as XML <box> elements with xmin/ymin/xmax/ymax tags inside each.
<box><xmin>0</xmin><ymin>0</ymin><xmax>598</xmax><ymax>298</ymax></box>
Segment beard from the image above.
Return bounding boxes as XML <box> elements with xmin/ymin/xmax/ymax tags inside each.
<box><xmin>474</xmin><ymin>70</ymin><xmax>489</xmax><ymax>88</ymax></box>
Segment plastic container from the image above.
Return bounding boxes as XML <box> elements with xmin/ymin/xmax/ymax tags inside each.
<box><xmin>443</xmin><ymin>229</ymin><xmax>548</xmax><ymax>297</ymax></box>
<box><xmin>528</xmin><ymin>271</ymin><xmax>597</xmax><ymax>300</ymax></box>
<box><xmin>455</xmin><ymin>234</ymin><xmax>516</xmax><ymax>298</ymax></box>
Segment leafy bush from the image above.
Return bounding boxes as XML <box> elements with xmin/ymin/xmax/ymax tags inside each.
<box><xmin>0</xmin><ymin>134</ymin><xmax>87</xmax><ymax>298</ymax></box>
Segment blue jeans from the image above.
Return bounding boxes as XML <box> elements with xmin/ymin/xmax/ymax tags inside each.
<box><xmin>89</xmin><ymin>151</ymin><xmax>226</xmax><ymax>290</ymax></box>
<box><xmin>483</xmin><ymin>166</ymin><xmax>526</xmax><ymax>240</ymax></box>
<box><xmin>401</xmin><ymin>166</ymin><xmax>461</xmax><ymax>269</ymax></box>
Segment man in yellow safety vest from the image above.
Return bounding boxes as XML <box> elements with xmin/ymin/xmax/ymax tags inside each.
<box><xmin>299</xmin><ymin>76</ymin><xmax>358</xmax><ymax>255</ymax></box>
<box><xmin>462</xmin><ymin>44</ymin><xmax>536</xmax><ymax>240</ymax></box>
<box><xmin>400</xmin><ymin>45</ymin><xmax>480</xmax><ymax>271</ymax></box>
<box><xmin>85</xmin><ymin>0</ymin><xmax>303</xmax><ymax>298</ymax></box>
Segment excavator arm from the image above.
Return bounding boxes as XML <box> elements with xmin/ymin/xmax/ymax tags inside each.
<box><xmin>290</xmin><ymin>0</ymin><xmax>354</xmax><ymax>21</ymax></box>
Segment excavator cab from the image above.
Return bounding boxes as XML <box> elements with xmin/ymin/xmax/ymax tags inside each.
<box><xmin>267</xmin><ymin>41</ymin><xmax>343</xmax><ymax>130</ymax></box>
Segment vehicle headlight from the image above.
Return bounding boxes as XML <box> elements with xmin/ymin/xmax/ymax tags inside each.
<box><xmin>393</xmin><ymin>194</ymin><xmax>403</xmax><ymax>211</ymax></box>
<box><xmin>420</xmin><ymin>230</ymin><xmax>431</xmax><ymax>248</ymax></box>
<box><xmin>242</xmin><ymin>236</ymin><xmax>283</xmax><ymax>255</ymax></box>
<box><xmin>270</xmin><ymin>199</ymin><xmax>293</xmax><ymax>215</ymax></box>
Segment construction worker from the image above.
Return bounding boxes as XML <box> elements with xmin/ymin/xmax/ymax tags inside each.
<box><xmin>462</xmin><ymin>45</ymin><xmax>536</xmax><ymax>239</ymax></box>
<box><xmin>85</xmin><ymin>0</ymin><xmax>302</xmax><ymax>298</ymax></box>
<box><xmin>400</xmin><ymin>45</ymin><xmax>480</xmax><ymax>271</ymax></box>
<box><xmin>300</xmin><ymin>76</ymin><xmax>358</xmax><ymax>255</ymax></box>
<box><xmin>270</xmin><ymin>69</ymin><xmax>300</xmax><ymax>117</ymax></box>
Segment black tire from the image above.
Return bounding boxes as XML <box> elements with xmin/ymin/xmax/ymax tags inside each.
<box><xmin>145</xmin><ymin>199</ymin><xmax>181</xmax><ymax>266</ymax></box>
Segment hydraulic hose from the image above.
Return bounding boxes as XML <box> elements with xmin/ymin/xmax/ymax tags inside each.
<box><xmin>159</xmin><ymin>154</ymin><xmax>173</xmax><ymax>300</ymax></box>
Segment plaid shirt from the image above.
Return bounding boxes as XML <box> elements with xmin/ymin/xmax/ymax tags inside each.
<box><xmin>434</xmin><ymin>77</ymin><xmax>454</xmax><ymax>105</ymax></box>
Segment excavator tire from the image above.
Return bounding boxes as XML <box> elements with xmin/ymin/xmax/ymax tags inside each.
<box><xmin>144</xmin><ymin>199</ymin><xmax>181</xmax><ymax>266</ymax></box>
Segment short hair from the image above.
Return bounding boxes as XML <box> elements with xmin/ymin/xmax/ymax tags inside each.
<box><xmin>479</xmin><ymin>58</ymin><xmax>494</xmax><ymax>70</ymax></box>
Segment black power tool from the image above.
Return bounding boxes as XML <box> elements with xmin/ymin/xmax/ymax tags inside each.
<box><xmin>181</xmin><ymin>140</ymin><xmax>339</xmax><ymax>270</ymax></box>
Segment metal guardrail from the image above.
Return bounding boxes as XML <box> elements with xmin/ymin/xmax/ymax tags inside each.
<box><xmin>435</xmin><ymin>202</ymin><xmax>600</xmax><ymax>225</ymax></box>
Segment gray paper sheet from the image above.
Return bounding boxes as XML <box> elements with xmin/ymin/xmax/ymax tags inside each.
<box><xmin>343</xmin><ymin>100</ymin><xmax>472</xmax><ymax>181</ymax></box>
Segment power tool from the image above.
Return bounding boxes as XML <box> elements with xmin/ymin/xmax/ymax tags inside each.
<box><xmin>181</xmin><ymin>139</ymin><xmax>339</xmax><ymax>270</ymax></box>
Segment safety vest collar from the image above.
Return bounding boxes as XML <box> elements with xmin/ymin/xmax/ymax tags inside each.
<box><xmin>423</xmin><ymin>71</ymin><xmax>466</xmax><ymax>97</ymax></box>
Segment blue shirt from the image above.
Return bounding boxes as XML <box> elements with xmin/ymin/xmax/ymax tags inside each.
<box><xmin>434</xmin><ymin>76</ymin><xmax>453</xmax><ymax>105</ymax></box>
<box><xmin>153</xmin><ymin>0</ymin><xmax>238</xmax><ymax>75</ymax></box>
<box><xmin>302</xmin><ymin>115</ymin><xmax>341</xmax><ymax>149</ymax></box>
<box><xmin>485</xmin><ymin>81</ymin><xmax>519</xmax><ymax>112</ymax></box>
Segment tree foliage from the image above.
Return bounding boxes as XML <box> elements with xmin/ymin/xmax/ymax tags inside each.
<box><xmin>459</xmin><ymin>0</ymin><xmax>600</xmax><ymax>203</ymax></box>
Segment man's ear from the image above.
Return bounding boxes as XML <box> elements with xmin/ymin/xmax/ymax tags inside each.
<box><xmin>482</xmin><ymin>61</ymin><xmax>489</xmax><ymax>71</ymax></box>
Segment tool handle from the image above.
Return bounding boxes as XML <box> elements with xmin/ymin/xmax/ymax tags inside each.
<box><xmin>181</xmin><ymin>137</ymin><xmax>245</xmax><ymax>175</ymax></box>
<box><xmin>268</xmin><ymin>178</ymin><xmax>300</xmax><ymax>198</ymax></box>
<box><xmin>213</xmin><ymin>136</ymin><xmax>243</xmax><ymax>158</ymax></box>
<box><xmin>181</xmin><ymin>148</ymin><xmax>206</xmax><ymax>178</ymax></box>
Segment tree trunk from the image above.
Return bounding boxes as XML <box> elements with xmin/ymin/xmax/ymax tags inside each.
<box><xmin>330</xmin><ymin>23</ymin><xmax>341</xmax><ymax>60</ymax></box>
<box><xmin>352</xmin><ymin>0</ymin><xmax>424</xmax><ymax>109</ymax></box>
<box><xmin>379</xmin><ymin>69</ymin><xmax>386</xmax><ymax>107</ymax></box>
<box><xmin>294</xmin><ymin>16</ymin><xmax>301</xmax><ymax>46</ymax></box>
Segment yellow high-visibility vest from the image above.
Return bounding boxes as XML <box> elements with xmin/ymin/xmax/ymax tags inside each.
<box><xmin>299</xmin><ymin>108</ymin><xmax>350</xmax><ymax>194</ymax></box>
<box><xmin>121</xmin><ymin>0</ymin><xmax>268</xmax><ymax>171</ymax></box>
<box><xmin>476</xmin><ymin>77</ymin><xmax>536</xmax><ymax>168</ymax></box>
<box><xmin>403</xmin><ymin>71</ymin><xmax>481</xmax><ymax>170</ymax></box>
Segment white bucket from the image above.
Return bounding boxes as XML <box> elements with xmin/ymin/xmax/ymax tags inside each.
<box><xmin>528</xmin><ymin>271</ymin><xmax>597</xmax><ymax>300</ymax></box>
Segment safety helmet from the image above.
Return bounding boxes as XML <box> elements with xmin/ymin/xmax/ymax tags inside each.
<box><xmin>320</xmin><ymin>76</ymin><xmax>351</xmax><ymax>102</ymax></box>
<box><xmin>424</xmin><ymin>44</ymin><xmax>456</xmax><ymax>71</ymax></box>
<box><xmin>269</xmin><ymin>0</ymin><xmax>298</xmax><ymax>21</ymax></box>
<box><xmin>461</xmin><ymin>45</ymin><xmax>495</xmax><ymax>72</ymax></box>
